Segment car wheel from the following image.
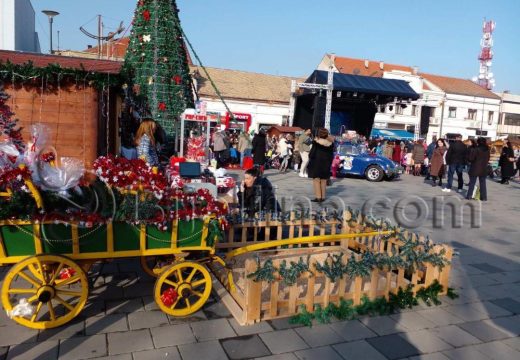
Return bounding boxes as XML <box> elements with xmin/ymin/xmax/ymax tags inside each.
<box><xmin>365</xmin><ymin>165</ymin><xmax>384</xmax><ymax>182</ymax></box>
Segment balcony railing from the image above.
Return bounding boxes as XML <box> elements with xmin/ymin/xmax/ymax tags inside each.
<box><xmin>497</xmin><ymin>124</ymin><xmax>520</xmax><ymax>135</ymax></box>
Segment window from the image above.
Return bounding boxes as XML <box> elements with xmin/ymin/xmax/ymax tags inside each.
<box><xmin>448</xmin><ymin>107</ymin><xmax>457</xmax><ymax>118</ymax></box>
<box><xmin>504</xmin><ymin>113</ymin><xmax>520</xmax><ymax>126</ymax></box>
<box><xmin>387</xmin><ymin>123</ymin><xmax>406</xmax><ymax>130</ymax></box>
<box><xmin>487</xmin><ymin>111</ymin><xmax>494</xmax><ymax>125</ymax></box>
<box><xmin>412</xmin><ymin>105</ymin><xmax>418</xmax><ymax>116</ymax></box>
<box><xmin>395</xmin><ymin>104</ymin><xmax>404</xmax><ymax>115</ymax></box>
<box><xmin>430</xmin><ymin>108</ymin><xmax>436</xmax><ymax>117</ymax></box>
<box><xmin>467</xmin><ymin>109</ymin><xmax>477</xmax><ymax>120</ymax></box>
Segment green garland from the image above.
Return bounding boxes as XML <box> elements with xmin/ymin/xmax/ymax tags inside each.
<box><xmin>278</xmin><ymin>257</ymin><xmax>311</xmax><ymax>286</ymax></box>
<box><xmin>247</xmin><ymin>257</ymin><xmax>277</xmax><ymax>283</ymax></box>
<box><xmin>0</xmin><ymin>60</ymin><xmax>123</xmax><ymax>90</ymax></box>
<box><xmin>290</xmin><ymin>281</ymin><xmax>459</xmax><ymax>327</ymax></box>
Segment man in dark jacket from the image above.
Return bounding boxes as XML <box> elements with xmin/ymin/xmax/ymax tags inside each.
<box><xmin>238</xmin><ymin>167</ymin><xmax>279</xmax><ymax>216</ymax></box>
<box><xmin>251</xmin><ymin>129</ymin><xmax>267</xmax><ymax>168</ymax></box>
<box><xmin>443</xmin><ymin>135</ymin><xmax>467</xmax><ymax>193</ymax></box>
<box><xmin>466</xmin><ymin>137</ymin><xmax>490</xmax><ymax>201</ymax></box>
<box><xmin>424</xmin><ymin>136</ymin><xmax>437</xmax><ymax>180</ymax></box>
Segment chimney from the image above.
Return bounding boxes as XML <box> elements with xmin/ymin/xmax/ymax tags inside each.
<box><xmin>379</xmin><ymin>61</ymin><xmax>384</xmax><ymax>70</ymax></box>
<box><xmin>412</xmin><ymin>66</ymin><xmax>419</xmax><ymax>75</ymax></box>
<box><xmin>364</xmin><ymin>59</ymin><xmax>369</xmax><ymax>68</ymax></box>
<box><xmin>87</xmin><ymin>45</ymin><xmax>92</xmax><ymax>49</ymax></box>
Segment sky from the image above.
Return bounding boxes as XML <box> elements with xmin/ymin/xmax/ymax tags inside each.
<box><xmin>31</xmin><ymin>0</ymin><xmax>520</xmax><ymax>93</ymax></box>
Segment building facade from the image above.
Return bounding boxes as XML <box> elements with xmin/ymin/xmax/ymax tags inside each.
<box><xmin>0</xmin><ymin>0</ymin><xmax>40</xmax><ymax>52</ymax></box>
<box><xmin>316</xmin><ymin>54</ymin><xmax>501</xmax><ymax>142</ymax></box>
<box><xmin>496</xmin><ymin>92</ymin><xmax>520</xmax><ymax>138</ymax></box>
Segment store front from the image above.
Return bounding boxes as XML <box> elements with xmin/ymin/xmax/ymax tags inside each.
<box><xmin>222</xmin><ymin>112</ymin><xmax>252</xmax><ymax>133</ymax></box>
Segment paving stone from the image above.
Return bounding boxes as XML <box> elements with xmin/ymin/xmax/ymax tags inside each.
<box><xmin>221</xmin><ymin>335</ymin><xmax>271</xmax><ymax>359</ymax></box>
<box><xmin>469</xmin><ymin>301</ymin><xmax>514</xmax><ymax>318</ymax></box>
<box><xmin>268</xmin><ymin>317</ymin><xmax>301</xmax><ymax>330</ymax></box>
<box><xmin>408</xmin><ymin>354</ymin><xmax>451</xmax><ymax>360</ymax></box>
<box><xmin>415</xmin><ymin>308</ymin><xmax>465</xmax><ymax>326</ymax></box>
<box><xmin>178</xmin><ymin>340</ymin><xmax>228</xmax><ymax>360</ymax></box>
<box><xmin>128</xmin><ymin>310</ymin><xmax>169</xmax><ymax>330</ymax></box>
<box><xmin>488</xmin><ymin>272</ymin><xmax>520</xmax><ymax>284</ymax></box>
<box><xmin>80</xmin><ymin>300</ymin><xmax>105</xmax><ymax>318</ymax></box>
<box><xmin>167</xmin><ymin>310</ymin><xmax>208</xmax><ymax>324</ymax></box>
<box><xmin>443</xmin><ymin>304</ymin><xmax>488</xmax><ymax>322</ymax></box>
<box><xmin>430</xmin><ymin>325</ymin><xmax>482</xmax><ymax>347</ymax></box>
<box><xmin>295</xmin><ymin>325</ymin><xmax>343</xmax><ymax>347</ymax></box>
<box><xmin>366</xmin><ymin>334</ymin><xmax>420</xmax><ymax>360</ymax></box>
<box><xmin>0</xmin><ymin>324</ymin><xmax>38</xmax><ymax>347</ymax></box>
<box><xmin>202</xmin><ymin>298</ymin><xmax>232</xmax><ymax>319</ymax></box>
<box><xmin>490</xmin><ymin>298</ymin><xmax>520</xmax><ymax>314</ymax></box>
<box><xmin>398</xmin><ymin>330</ymin><xmax>453</xmax><ymax>353</ymax></box>
<box><xmin>133</xmin><ymin>346</ymin><xmax>181</xmax><ymax>360</ymax></box>
<box><xmin>190</xmin><ymin>318</ymin><xmax>236</xmax><ymax>341</ymax></box>
<box><xmin>86</xmin><ymin>355</ymin><xmax>131</xmax><ymax>360</ymax></box>
<box><xmin>259</xmin><ymin>329</ymin><xmax>308</xmax><ymax>354</ymax></box>
<box><xmin>142</xmin><ymin>296</ymin><xmax>160</xmax><ymax>311</ymax></box>
<box><xmin>360</xmin><ymin>315</ymin><xmax>408</xmax><ymax>335</ymax></box>
<box><xmin>58</xmin><ymin>334</ymin><xmax>107</xmax><ymax>360</ymax></box>
<box><xmin>467</xmin><ymin>263</ymin><xmax>505</xmax><ymax>273</ymax></box>
<box><xmin>37</xmin><ymin>318</ymin><xmax>85</xmax><ymax>341</ymax></box>
<box><xmin>473</xmin><ymin>341</ymin><xmax>520</xmax><ymax>360</ymax></box>
<box><xmin>332</xmin><ymin>340</ymin><xmax>387</xmax><ymax>360</ymax></box>
<box><xmin>150</xmin><ymin>323</ymin><xmax>196</xmax><ymax>348</ymax></box>
<box><xmin>329</xmin><ymin>319</ymin><xmax>377</xmax><ymax>342</ymax></box>
<box><xmin>391</xmin><ymin>312</ymin><xmax>437</xmax><ymax>331</ymax></box>
<box><xmin>503</xmin><ymin>337</ymin><xmax>520</xmax><ymax>352</ymax></box>
<box><xmin>442</xmin><ymin>346</ymin><xmax>491</xmax><ymax>360</ymax></box>
<box><xmin>85</xmin><ymin>313</ymin><xmax>128</xmax><ymax>335</ymax></box>
<box><xmin>6</xmin><ymin>340</ymin><xmax>58</xmax><ymax>360</ymax></box>
<box><xmin>294</xmin><ymin>345</ymin><xmax>343</xmax><ymax>360</ymax></box>
<box><xmin>485</xmin><ymin>316</ymin><xmax>520</xmax><ymax>336</ymax></box>
<box><xmin>105</xmin><ymin>298</ymin><xmax>145</xmax><ymax>314</ymax></box>
<box><xmin>0</xmin><ymin>347</ymin><xmax>7</xmax><ymax>360</ymax></box>
<box><xmin>89</xmin><ymin>285</ymin><xmax>124</xmax><ymax>300</ymax></box>
<box><xmin>108</xmin><ymin>329</ymin><xmax>154</xmax><ymax>355</ymax></box>
<box><xmin>122</xmin><ymin>282</ymin><xmax>153</xmax><ymax>299</ymax></box>
<box><xmin>457</xmin><ymin>321</ymin><xmax>511</xmax><ymax>342</ymax></box>
<box><xmin>254</xmin><ymin>354</ymin><xmax>298</xmax><ymax>360</ymax></box>
<box><xmin>228</xmin><ymin>318</ymin><xmax>274</xmax><ymax>336</ymax></box>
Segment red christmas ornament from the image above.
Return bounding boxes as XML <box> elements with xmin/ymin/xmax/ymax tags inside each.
<box><xmin>158</xmin><ymin>102</ymin><xmax>167</xmax><ymax>111</ymax></box>
<box><xmin>142</xmin><ymin>9</ymin><xmax>150</xmax><ymax>21</ymax></box>
<box><xmin>172</xmin><ymin>75</ymin><xmax>182</xmax><ymax>85</ymax></box>
<box><xmin>161</xmin><ymin>287</ymin><xmax>178</xmax><ymax>307</ymax></box>
<box><xmin>58</xmin><ymin>267</ymin><xmax>77</xmax><ymax>280</ymax></box>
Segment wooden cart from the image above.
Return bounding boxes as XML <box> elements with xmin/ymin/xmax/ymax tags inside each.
<box><xmin>0</xmin><ymin>175</ymin><xmax>227</xmax><ymax>329</ymax></box>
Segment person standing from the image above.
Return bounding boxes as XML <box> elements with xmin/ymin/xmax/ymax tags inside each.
<box><xmin>443</xmin><ymin>135</ymin><xmax>467</xmax><ymax>192</ymax></box>
<box><xmin>429</xmin><ymin>139</ymin><xmax>447</xmax><ymax>187</ymax></box>
<box><xmin>278</xmin><ymin>134</ymin><xmax>293</xmax><ymax>172</ymax></box>
<box><xmin>251</xmin><ymin>128</ymin><xmax>267</xmax><ymax>169</ymax></box>
<box><xmin>307</xmin><ymin>128</ymin><xmax>334</xmax><ymax>202</ymax></box>
<box><xmin>298</xmin><ymin>129</ymin><xmax>312</xmax><ymax>177</ymax></box>
<box><xmin>392</xmin><ymin>141</ymin><xmax>402</xmax><ymax>163</ymax></box>
<box><xmin>425</xmin><ymin>136</ymin><xmax>437</xmax><ymax>180</ymax></box>
<box><xmin>135</xmin><ymin>118</ymin><xmax>159</xmax><ymax>166</ymax></box>
<box><xmin>238</xmin><ymin>131</ymin><xmax>253</xmax><ymax>168</ymax></box>
<box><xmin>466</xmin><ymin>137</ymin><xmax>490</xmax><ymax>201</ymax></box>
<box><xmin>412</xmin><ymin>140</ymin><xmax>426</xmax><ymax>176</ymax></box>
<box><xmin>212</xmin><ymin>125</ymin><xmax>230</xmax><ymax>169</ymax></box>
<box><xmin>499</xmin><ymin>141</ymin><xmax>515</xmax><ymax>184</ymax></box>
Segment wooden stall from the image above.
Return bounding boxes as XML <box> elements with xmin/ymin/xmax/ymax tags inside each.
<box><xmin>0</xmin><ymin>51</ymin><xmax>122</xmax><ymax>166</ymax></box>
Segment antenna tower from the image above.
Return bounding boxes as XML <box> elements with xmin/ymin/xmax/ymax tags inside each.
<box><xmin>473</xmin><ymin>19</ymin><xmax>496</xmax><ymax>90</ymax></box>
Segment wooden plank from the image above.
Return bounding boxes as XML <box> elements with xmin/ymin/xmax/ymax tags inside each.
<box><xmin>288</xmin><ymin>283</ymin><xmax>298</xmax><ymax>315</ymax></box>
<box><xmin>245</xmin><ymin>259</ymin><xmax>263</xmax><ymax>324</ymax></box>
<box><xmin>352</xmin><ymin>276</ymin><xmax>363</xmax><ymax>305</ymax></box>
<box><xmin>438</xmin><ymin>245</ymin><xmax>453</xmax><ymax>295</ymax></box>
<box><xmin>306</xmin><ymin>259</ymin><xmax>316</xmax><ymax>311</ymax></box>
<box><xmin>269</xmin><ymin>280</ymin><xmax>279</xmax><ymax>318</ymax></box>
<box><xmin>211</xmin><ymin>274</ymin><xmax>246</xmax><ymax>325</ymax></box>
<box><xmin>369</xmin><ymin>269</ymin><xmax>379</xmax><ymax>300</ymax></box>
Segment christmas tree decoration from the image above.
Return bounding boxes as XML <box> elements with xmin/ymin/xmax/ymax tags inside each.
<box><xmin>123</xmin><ymin>0</ymin><xmax>194</xmax><ymax>139</ymax></box>
<box><xmin>0</xmin><ymin>82</ymin><xmax>25</xmax><ymax>153</ymax></box>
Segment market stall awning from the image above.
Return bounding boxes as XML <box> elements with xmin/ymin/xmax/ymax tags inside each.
<box><xmin>370</xmin><ymin>129</ymin><xmax>415</xmax><ymax>140</ymax></box>
<box><xmin>304</xmin><ymin>70</ymin><xmax>420</xmax><ymax>100</ymax></box>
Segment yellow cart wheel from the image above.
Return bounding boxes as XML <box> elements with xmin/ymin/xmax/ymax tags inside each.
<box><xmin>1</xmin><ymin>255</ymin><xmax>89</xmax><ymax>329</ymax></box>
<box><xmin>154</xmin><ymin>261</ymin><xmax>211</xmax><ymax>317</ymax></box>
<box><xmin>140</xmin><ymin>256</ymin><xmax>176</xmax><ymax>277</ymax></box>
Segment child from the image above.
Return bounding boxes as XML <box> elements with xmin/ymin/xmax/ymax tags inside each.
<box><xmin>230</xmin><ymin>144</ymin><xmax>239</xmax><ymax>166</ymax></box>
<box><xmin>331</xmin><ymin>155</ymin><xmax>341</xmax><ymax>179</ymax></box>
<box><xmin>404</xmin><ymin>152</ymin><xmax>413</xmax><ymax>174</ymax></box>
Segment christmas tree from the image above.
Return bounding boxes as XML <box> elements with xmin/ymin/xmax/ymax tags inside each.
<box><xmin>123</xmin><ymin>0</ymin><xmax>194</xmax><ymax>138</ymax></box>
<box><xmin>0</xmin><ymin>82</ymin><xmax>25</xmax><ymax>153</ymax></box>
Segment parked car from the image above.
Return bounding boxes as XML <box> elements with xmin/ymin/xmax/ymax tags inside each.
<box><xmin>336</xmin><ymin>142</ymin><xmax>402</xmax><ymax>181</ymax></box>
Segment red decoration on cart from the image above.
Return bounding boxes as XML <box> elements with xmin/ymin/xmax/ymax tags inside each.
<box><xmin>185</xmin><ymin>136</ymin><xmax>206</xmax><ymax>162</ymax></box>
<box><xmin>161</xmin><ymin>287</ymin><xmax>178</xmax><ymax>307</ymax></box>
<box><xmin>58</xmin><ymin>267</ymin><xmax>76</xmax><ymax>280</ymax></box>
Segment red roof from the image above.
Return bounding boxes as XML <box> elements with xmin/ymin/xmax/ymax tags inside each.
<box><xmin>421</xmin><ymin>73</ymin><xmax>500</xmax><ymax>99</ymax></box>
<box><xmin>0</xmin><ymin>50</ymin><xmax>122</xmax><ymax>74</ymax></box>
<box><xmin>84</xmin><ymin>36</ymin><xmax>193</xmax><ymax>65</ymax></box>
<box><xmin>333</xmin><ymin>56</ymin><xmax>414</xmax><ymax>77</ymax></box>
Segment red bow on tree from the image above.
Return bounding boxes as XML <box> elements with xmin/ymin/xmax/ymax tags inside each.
<box><xmin>158</xmin><ymin>102</ymin><xmax>167</xmax><ymax>111</ymax></box>
<box><xmin>172</xmin><ymin>75</ymin><xmax>182</xmax><ymax>85</ymax></box>
<box><xmin>142</xmin><ymin>9</ymin><xmax>151</xmax><ymax>21</ymax></box>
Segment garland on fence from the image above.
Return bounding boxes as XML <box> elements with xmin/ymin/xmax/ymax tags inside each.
<box><xmin>289</xmin><ymin>280</ymin><xmax>459</xmax><ymax>327</ymax></box>
<box><xmin>247</xmin><ymin>244</ymin><xmax>450</xmax><ymax>285</ymax></box>
<box><xmin>0</xmin><ymin>60</ymin><xmax>123</xmax><ymax>90</ymax></box>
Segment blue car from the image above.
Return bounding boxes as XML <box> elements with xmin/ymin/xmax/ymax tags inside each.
<box><xmin>336</xmin><ymin>142</ymin><xmax>402</xmax><ymax>182</ymax></box>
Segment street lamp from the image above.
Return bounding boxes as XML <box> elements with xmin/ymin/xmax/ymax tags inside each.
<box><xmin>42</xmin><ymin>10</ymin><xmax>60</xmax><ymax>54</ymax></box>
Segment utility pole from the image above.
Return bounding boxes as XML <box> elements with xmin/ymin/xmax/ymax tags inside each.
<box><xmin>324</xmin><ymin>54</ymin><xmax>335</xmax><ymax>132</ymax></box>
<box><xmin>439</xmin><ymin>95</ymin><xmax>446</xmax><ymax>138</ymax></box>
<box><xmin>97</xmin><ymin>15</ymin><xmax>102</xmax><ymax>59</ymax></box>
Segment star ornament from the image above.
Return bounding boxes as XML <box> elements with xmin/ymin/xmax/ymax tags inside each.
<box><xmin>143</xmin><ymin>34</ymin><xmax>151</xmax><ymax>42</ymax></box>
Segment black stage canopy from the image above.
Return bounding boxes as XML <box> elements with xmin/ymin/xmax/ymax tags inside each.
<box><xmin>293</xmin><ymin>71</ymin><xmax>420</xmax><ymax>136</ymax></box>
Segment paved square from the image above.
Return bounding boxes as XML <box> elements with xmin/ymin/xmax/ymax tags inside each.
<box><xmin>366</xmin><ymin>334</ymin><xmax>421</xmax><ymax>359</ymax></box>
<box><xmin>220</xmin><ymin>335</ymin><xmax>271</xmax><ymax>359</ymax></box>
<box><xmin>259</xmin><ymin>329</ymin><xmax>308</xmax><ymax>354</ymax></box>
